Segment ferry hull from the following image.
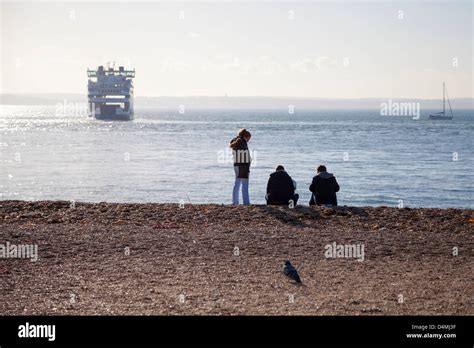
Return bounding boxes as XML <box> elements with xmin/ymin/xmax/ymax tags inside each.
<box><xmin>88</xmin><ymin>104</ymin><xmax>134</xmax><ymax>121</ymax></box>
<box><xmin>94</xmin><ymin>112</ymin><xmax>134</xmax><ymax>121</ymax></box>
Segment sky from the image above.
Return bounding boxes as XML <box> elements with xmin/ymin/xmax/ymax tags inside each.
<box><xmin>1</xmin><ymin>0</ymin><xmax>472</xmax><ymax>98</ymax></box>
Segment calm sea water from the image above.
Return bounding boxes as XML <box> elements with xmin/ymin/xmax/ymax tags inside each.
<box><xmin>0</xmin><ymin>105</ymin><xmax>472</xmax><ymax>208</ymax></box>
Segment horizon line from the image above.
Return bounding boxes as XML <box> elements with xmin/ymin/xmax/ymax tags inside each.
<box><xmin>1</xmin><ymin>93</ymin><xmax>473</xmax><ymax>101</ymax></box>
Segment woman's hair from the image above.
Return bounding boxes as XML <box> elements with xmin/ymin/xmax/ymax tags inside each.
<box><xmin>238</xmin><ymin>128</ymin><xmax>251</xmax><ymax>139</ymax></box>
<box><xmin>317</xmin><ymin>165</ymin><xmax>327</xmax><ymax>172</ymax></box>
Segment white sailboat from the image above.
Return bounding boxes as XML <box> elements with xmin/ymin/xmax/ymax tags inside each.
<box><xmin>429</xmin><ymin>82</ymin><xmax>453</xmax><ymax>120</ymax></box>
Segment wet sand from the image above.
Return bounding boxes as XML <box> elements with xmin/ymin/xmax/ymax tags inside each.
<box><xmin>0</xmin><ymin>200</ymin><xmax>472</xmax><ymax>315</ymax></box>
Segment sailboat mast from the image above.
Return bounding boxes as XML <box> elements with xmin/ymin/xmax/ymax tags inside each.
<box><xmin>443</xmin><ymin>82</ymin><xmax>445</xmax><ymax>115</ymax></box>
<box><xmin>446</xmin><ymin>84</ymin><xmax>454</xmax><ymax>118</ymax></box>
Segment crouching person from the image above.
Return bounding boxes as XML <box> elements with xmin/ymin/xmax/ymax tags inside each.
<box><xmin>309</xmin><ymin>165</ymin><xmax>340</xmax><ymax>206</ymax></box>
<box><xmin>266</xmin><ymin>165</ymin><xmax>299</xmax><ymax>206</ymax></box>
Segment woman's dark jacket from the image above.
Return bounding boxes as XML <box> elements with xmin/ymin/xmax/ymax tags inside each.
<box><xmin>229</xmin><ymin>136</ymin><xmax>251</xmax><ymax>178</ymax></box>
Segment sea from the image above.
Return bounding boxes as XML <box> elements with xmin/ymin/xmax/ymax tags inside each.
<box><xmin>0</xmin><ymin>105</ymin><xmax>472</xmax><ymax>208</ymax></box>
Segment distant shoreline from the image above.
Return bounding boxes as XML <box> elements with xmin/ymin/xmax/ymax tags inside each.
<box><xmin>1</xmin><ymin>94</ymin><xmax>473</xmax><ymax>110</ymax></box>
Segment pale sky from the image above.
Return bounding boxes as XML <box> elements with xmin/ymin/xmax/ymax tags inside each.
<box><xmin>1</xmin><ymin>0</ymin><xmax>472</xmax><ymax>98</ymax></box>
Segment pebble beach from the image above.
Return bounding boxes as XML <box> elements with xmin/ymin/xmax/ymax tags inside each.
<box><xmin>0</xmin><ymin>200</ymin><xmax>472</xmax><ymax>315</ymax></box>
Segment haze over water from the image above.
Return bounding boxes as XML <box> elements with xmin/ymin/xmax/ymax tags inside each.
<box><xmin>1</xmin><ymin>105</ymin><xmax>472</xmax><ymax>208</ymax></box>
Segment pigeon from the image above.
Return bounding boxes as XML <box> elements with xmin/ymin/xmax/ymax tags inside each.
<box><xmin>283</xmin><ymin>260</ymin><xmax>302</xmax><ymax>284</ymax></box>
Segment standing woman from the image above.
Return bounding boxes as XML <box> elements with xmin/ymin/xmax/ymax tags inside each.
<box><xmin>229</xmin><ymin>128</ymin><xmax>252</xmax><ymax>205</ymax></box>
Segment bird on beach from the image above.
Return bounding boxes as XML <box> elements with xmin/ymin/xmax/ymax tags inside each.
<box><xmin>283</xmin><ymin>260</ymin><xmax>302</xmax><ymax>284</ymax></box>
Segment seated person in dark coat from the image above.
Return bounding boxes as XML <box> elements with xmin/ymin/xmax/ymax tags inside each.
<box><xmin>266</xmin><ymin>165</ymin><xmax>299</xmax><ymax>206</ymax></box>
<box><xmin>309</xmin><ymin>165</ymin><xmax>340</xmax><ymax>206</ymax></box>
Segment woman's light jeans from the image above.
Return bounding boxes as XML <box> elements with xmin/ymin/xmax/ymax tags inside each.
<box><xmin>232</xmin><ymin>166</ymin><xmax>250</xmax><ymax>205</ymax></box>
